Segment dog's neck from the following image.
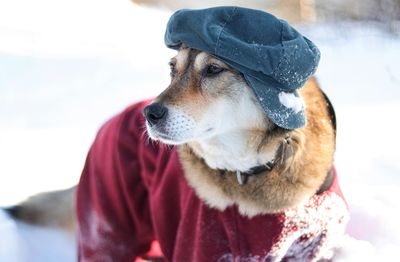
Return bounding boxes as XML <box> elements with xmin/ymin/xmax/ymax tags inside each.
<box><xmin>176</xmin><ymin>79</ymin><xmax>336</xmax><ymax>215</ymax></box>
<box><xmin>178</xmin><ymin>126</ymin><xmax>307</xmax><ymax>215</ymax></box>
<box><xmin>187</xmin><ymin>129</ymin><xmax>281</xmax><ymax>173</ymax></box>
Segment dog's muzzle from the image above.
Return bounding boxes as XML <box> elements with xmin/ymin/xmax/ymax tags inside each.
<box><xmin>143</xmin><ymin>103</ymin><xmax>168</xmax><ymax>126</ymax></box>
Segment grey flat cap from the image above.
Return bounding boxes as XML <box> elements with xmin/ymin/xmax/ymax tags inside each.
<box><xmin>165</xmin><ymin>6</ymin><xmax>320</xmax><ymax>129</ymax></box>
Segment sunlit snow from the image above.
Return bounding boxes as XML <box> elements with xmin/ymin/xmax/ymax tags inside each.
<box><xmin>0</xmin><ymin>0</ymin><xmax>399</xmax><ymax>261</ymax></box>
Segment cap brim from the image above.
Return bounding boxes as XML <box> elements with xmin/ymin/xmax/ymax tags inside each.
<box><xmin>244</xmin><ymin>75</ymin><xmax>306</xmax><ymax>129</ymax></box>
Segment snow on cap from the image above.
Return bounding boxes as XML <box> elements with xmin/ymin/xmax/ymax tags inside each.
<box><xmin>164</xmin><ymin>6</ymin><xmax>321</xmax><ymax>129</ymax></box>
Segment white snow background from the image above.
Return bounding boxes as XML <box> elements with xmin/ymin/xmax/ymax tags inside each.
<box><xmin>0</xmin><ymin>0</ymin><xmax>399</xmax><ymax>261</ymax></box>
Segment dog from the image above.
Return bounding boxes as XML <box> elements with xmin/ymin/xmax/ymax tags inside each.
<box><xmin>5</xmin><ymin>47</ymin><xmax>348</xmax><ymax>261</ymax></box>
<box><xmin>145</xmin><ymin>46</ymin><xmax>339</xmax><ymax>215</ymax></box>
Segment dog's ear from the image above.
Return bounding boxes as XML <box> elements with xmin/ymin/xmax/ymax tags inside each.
<box><xmin>276</xmin><ymin>130</ymin><xmax>306</xmax><ymax>182</ymax></box>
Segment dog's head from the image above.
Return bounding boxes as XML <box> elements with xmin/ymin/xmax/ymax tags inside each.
<box><xmin>144</xmin><ymin>47</ymin><xmax>272</xmax><ymax>145</ymax></box>
<box><xmin>143</xmin><ymin>48</ymin><xmax>336</xmax><ymax>215</ymax></box>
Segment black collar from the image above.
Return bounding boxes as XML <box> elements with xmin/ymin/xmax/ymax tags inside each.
<box><xmin>233</xmin><ymin>164</ymin><xmax>334</xmax><ymax>195</ymax></box>
<box><xmin>234</xmin><ymin>160</ymin><xmax>275</xmax><ymax>185</ymax></box>
<box><xmin>231</xmin><ymin>132</ymin><xmax>290</xmax><ymax>185</ymax></box>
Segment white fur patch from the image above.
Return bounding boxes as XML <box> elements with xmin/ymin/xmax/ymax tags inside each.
<box><xmin>192</xmin><ymin>86</ymin><xmax>272</xmax><ymax>172</ymax></box>
<box><xmin>278</xmin><ymin>92</ymin><xmax>304</xmax><ymax>113</ymax></box>
<box><xmin>175</xmin><ymin>48</ymin><xmax>189</xmax><ymax>71</ymax></box>
<box><xmin>194</xmin><ymin>52</ymin><xmax>208</xmax><ymax>71</ymax></box>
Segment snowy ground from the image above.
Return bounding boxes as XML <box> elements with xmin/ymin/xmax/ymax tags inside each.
<box><xmin>0</xmin><ymin>0</ymin><xmax>399</xmax><ymax>261</ymax></box>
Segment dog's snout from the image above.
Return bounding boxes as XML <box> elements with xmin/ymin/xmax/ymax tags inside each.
<box><xmin>143</xmin><ymin>103</ymin><xmax>168</xmax><ymax>126</ymax></box>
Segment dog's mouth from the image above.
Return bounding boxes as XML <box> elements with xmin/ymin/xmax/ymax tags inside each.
<box><xmin>146</xmin><ymin>119</ymin><xmax>219</xmax><ymax>145</ymax></box>
<box><xmin>143</xmin><ymin>104</ymin><xmax>197</xmax><ymax>145</ymax></box>
<box><xmin>151</xmin><ymin>130</ymin><xmax>174</xmax><ymax>142</ymax></box>
<box><xmin>145</xmin><ymin>122</ymin><xmax>187</xmax><ymax>145</ymax></box>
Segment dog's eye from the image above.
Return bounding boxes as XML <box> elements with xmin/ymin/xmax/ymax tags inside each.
<box><xmin>169</xmin><ymin>62</ymin><xmax>176</xmax><ymax>77</ymax></box>
<box><xmin>205</xmin><ymin>64</ymin><xmax>224</xmax><ymax>76</ymax></box>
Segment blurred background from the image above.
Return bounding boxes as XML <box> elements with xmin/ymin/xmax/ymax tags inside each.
<box><xmin>0</xmin><ymin>0</ymin><xmax>399</xmax><ymax>261</ymax></box>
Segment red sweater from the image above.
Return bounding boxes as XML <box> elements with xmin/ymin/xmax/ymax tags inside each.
<box><xmin>77</xmin><ymin>101</ymin><xmax>349</xmax><ymax>262</ymax></box>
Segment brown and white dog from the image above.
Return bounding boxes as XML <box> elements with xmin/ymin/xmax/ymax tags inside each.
<box><xmin>7</xmin><ymin>47</ymin><xmax>336</xmax><ymax>225</ymax></box>
<box><xmin>145</xmin><ymin>47</ymin><xmax>336</xmax><ymax>216</ymax></box>
<box><xmin>5</xmin><ymin>47</ymin><xmax>345</xmax><ymax>261</ymax></box>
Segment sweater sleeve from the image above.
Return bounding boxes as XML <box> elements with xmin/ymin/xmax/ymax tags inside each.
<box><xmin>77</xmin><ymin>103</ymin><xmax>154</xmax><ymax>261</ymax></box>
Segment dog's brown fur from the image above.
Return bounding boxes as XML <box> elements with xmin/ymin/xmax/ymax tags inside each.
<box><xmin>179</xmin><ymin>78</ymin><xmax>335</xmax><ymax>215</ymax></box>
<box><xmin>148</xmin><ymin>48</ymin><xmax>336</xmax><ymax>216</ymax></box>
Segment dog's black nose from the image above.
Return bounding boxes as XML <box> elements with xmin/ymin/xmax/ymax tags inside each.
<box><xmin>143</xmin><ymin>103</ymin><xmax>168</xmax><ymax>126</ymax></box>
